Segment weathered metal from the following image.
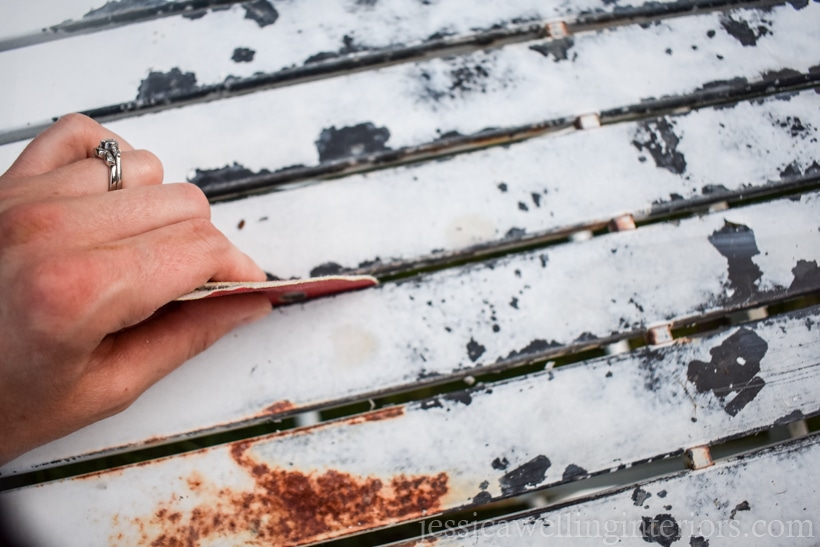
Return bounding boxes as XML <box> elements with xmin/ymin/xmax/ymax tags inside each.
<box><xmin>1</xmin><ymin>0</ymin><xmax>777</xmax><ymax>130</ymax></box>
<box><xmin>2</xmin><ymin>306</ymin><xmax>818</xmax><ymax>544</ymax></box>
<box><xmin>1</xmin><ymin>2</ymin><xmax>817</xmax><ymax>545</ymax></box>
<box><xmin>204</xmin><ymin>89</ymin><xmax>820</xmax><ymax>279</ymax></box>
<box><xmin>2</xmin><ymin>3</ymin><xmax>817</xmax><ymax>179</ymax></box>
<box><xmin>4</xmin><ymin>192</ymin><xmax>819</xmax><ymax>475</ymax></box>
<box><xmin>399</xmin><ymin>434</ymin><xmax>820</xmax><ymax>546</ymax></box>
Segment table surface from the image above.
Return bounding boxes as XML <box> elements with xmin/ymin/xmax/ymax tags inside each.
<box><xmin>0</xmin><ymin>0</ymin><xmax>818</xmax><ymax>546</ymax></box>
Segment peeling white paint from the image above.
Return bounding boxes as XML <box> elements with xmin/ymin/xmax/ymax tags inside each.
<box><xmin>2</xmin><ymin>194</ymin><xmax>818</xmax><ymax>474</ymax></box>
<box><xmin>0</xmin><ymin>0</ymin><xmax>688</xmax><ymax>126</ymax></box>
<box><xmin>1</xmin><ymin>4</ymin><xmax>817</xmax><ymax>179</ymax></box>
<box><xmin>2</xmin><ymin>309</ymin><xmax>817</xmax><ymax>545</ymax></box>
<box><xmin>207</xmin><ymin>90</ymin><xmax>820</xmax><ymax>278</ymax></box>
<box><xmin>410</xmin><ymin>435</ymin><xmax>820</xmax><ymax>546</ymax></box>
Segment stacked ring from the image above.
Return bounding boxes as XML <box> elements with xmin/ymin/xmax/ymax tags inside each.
<box><xmin>94</xmin><ymin>139</ymin><xmax>122</xmax><ymax>191</ymax></box>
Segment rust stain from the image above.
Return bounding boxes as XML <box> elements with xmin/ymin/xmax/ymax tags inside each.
<box><xmin>126</xmin><ymin>441</ymin><xmax>448</xmax><ymax>546</ymax></box>
<box><xmin>262</xmin><ymin>399</ymin><xmax>296</xmax><ymax>415</ymax></box>
<box><xmin>348</xmin><ymin>405</ymin><xmax>405</xmax><ymax>424</ymax></box>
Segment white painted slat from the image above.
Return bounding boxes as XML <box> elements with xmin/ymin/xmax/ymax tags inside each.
<box><xmin>207</xmin><ymin>90</ymin><xmax>820</xmax><ymax>279</ymax></box>
<box><xmin>2</xmin><ymin>192</ymin><xmax>818</xmax><ymax>475</ymax></box>
<box><xmin>0</xmin><ymin>0</ymin><xmax>120</xmax><ymax>44</ymax></box>
<box><xmin>0</xmin><ymin>0</ymin><xmax>220</xmax><ymax>50</ymax></box>
<box><xmin>1</xmin><ymin>3</ymin><xmax>817</xmax><ymax>181</ymax></box>
<box><xmin>0</xmin><ymin>0</ymin><xmax>738</xmax><ymax>130</ymax></box>
<box><xmin>2</xmin><ymin>309</ymin><xmax>817</xmax><ymax>546</ymax></box>
<box><xmin>404</xmin><ymin>435</ymin><xmax>820</xmax><ymax>547</ymax></box>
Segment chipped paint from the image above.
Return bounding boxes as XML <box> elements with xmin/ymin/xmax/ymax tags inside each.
<box><xmin>4</xmin><ymin>4</ymin><xmax>819</xmax><ymax>175</ymax></box>
<box><xmin>499</xmin><ymin>455</ymin><xmax>551</xmax><ymax>495</ymax></box>
<box><xmin>199</xmin><ymin>89</ymin><xmax>820</xmax><ymax>279</ymax></box>
<box><xmin>241</xmin><ymin>0</ymin><xmax>278</xmax><ymax>28</ymax></box>
<box><xmin>2</xmin><ymin>309</ymin><xmax>820</xmax><ymax>544</ymax></box>
<box><xmin>1</xmin><ymin>1</ymin><xmax>818</xmax><ymax>544</ymax></box>
<box><xmin>315</xmin><ymin>122</ymin><xmax>392</xmax><ymax>163</ymax></box>
<box><xmin>136</xmin><ymin>67</ymin><xmax>197</xmax><ymax>103</ymax></box>
<box><xmin>231</xmin><ymin>47</ymin><xmax>255</xmax><ymax>63</ymax></box>
<box><xmin>188</xmin><ymin>162</ymin><xmax>273</xmax><ymax>191</ymax></box>
<box><xmin>561</xmin><ymin>464</ymin><xmax>588</xmax><ymax>481</ymax></box>
<box><xmin>632</xmin><ymin>486</ymin><xmax>652</xmax><ymax>506</ymax></box>
<box><xmin>632</xmin><ymin>118</ymin><xmax>687</xmax><ymax>174</ymax></box>
<box><xmin>687</xmin><ymin>328</ymin><xmax>767</xmax><ymax>416</ymax></box>
<box><xmin>719</xmin><ymin>12</ymin><xmax>770</xmax><ymax>46</ymax></box>
<box><xmin>529</xmin><ymin>37</ymin><xmax>575</xmax><ymax>62</ymax></box>
<box><xmin>640</xmin><ymin>513</ymin><xmax>681</xmax><ymax>547</ymax></box>
<box><xmin>4</xmin><ymin>195</ymin><xmax>819</xmax><ymax>474</ymax></box>
<box><xmin>3</xmin><ymin>307</ymin><xmax>817</xmax><ymax>544</ymax></box>
<box><xmin>707</xmin><ymin>222</ymin><xmax>763</xmax><ymax>302</ymax></box>
<box><xmin>406</xmin><ymin>435</ymin><xmax>820</xmax><ymax>546</ymax></box>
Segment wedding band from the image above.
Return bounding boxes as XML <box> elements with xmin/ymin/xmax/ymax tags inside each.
<box><xmin>94</xmin><ymin>139</ymin><xmax>122</xmax><ymax>191</ymax></box>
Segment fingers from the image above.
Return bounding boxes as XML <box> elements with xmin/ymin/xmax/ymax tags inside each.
<box><xmin>65</xmin><ymin>183</ymin><xmax>210</xmax><ymax>244</ymax></box>
<box><xmin>84</xmin><ymin>294</ymin><xmax>272</xmax><ymax>413</ymax></box>
<box><xmin>32</xmin><ymin>149</ymin><xmax>165</xmax><ymax>196</ymax></box>
<box><xmin>3</xmin><ymin>148</ymin><xmax>163</xmax><ymax>204</ymax></box>
<box><xmin>0</xmin><ymin>183</ymin><xmax>211</xmax><ymax>250</ymax></box>
<box><xmin>73</xmin><ymin>217</ymin><xmax>267</xmax><ymax>338</ymax></box>
<box><xmin>4</xmin><ymin>114</ymin><xmax>135</xmax><ymax>180</ymax></box>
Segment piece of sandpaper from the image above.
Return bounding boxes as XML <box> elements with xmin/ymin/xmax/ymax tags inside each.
<box><xmin>176</xmin><ymin>275</ymin><xmax>378</xmax><ymax>306</ymax></box>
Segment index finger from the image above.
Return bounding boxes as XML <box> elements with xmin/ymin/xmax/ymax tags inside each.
<box><xmin>3</xmin><ymin>114</ymin><xmax>135</xmax><ymax>180</ymax></box>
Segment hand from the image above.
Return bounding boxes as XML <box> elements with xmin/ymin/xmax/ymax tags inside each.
<box><xmin>0</xmin><ymin>114</ymin><xmax>272</xmax><ymax>465</ymax></box>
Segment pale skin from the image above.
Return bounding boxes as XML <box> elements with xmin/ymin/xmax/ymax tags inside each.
<box><xmin>0</xmin><ymin>114</ymin><xmax>272</xmax><ymax>465</ymax></box>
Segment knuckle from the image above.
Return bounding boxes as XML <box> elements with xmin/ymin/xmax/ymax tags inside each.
<box><xmin>22</xmin><ymin>255</ymin><xmax>96</xmax><ymax>333</ymax></box>
<box><xmin>0</xmin><ymin>201</ymin><xmax>65</xmax><ymax>246</ymax></box>
<box><xmin>104</xmin><ymin>390</ymin><xmax>139</xmax><ymax>416</ymax></box>
<box><xmin>187</xmin><ymin>217</ymin><xmax>226</xmax><ymax>253</ymax></box>
<box><xmin>188</xmin><ymin>331</ymin><xmax>217</xmax><ymax>361</ymax></box>
<box><xmin>134</xmin><ymin>149</ymin><xmax>164</xmax><ymax>183</ymax></box>
<box><xmin>55</xmin><ymin>113</ymin><xmax>97</xmax><ymax>135</ymax></box>
<box><xmin>175</xmin><ymin>183</ymin><xmax>211</xmax><ymax>218</ymax></box>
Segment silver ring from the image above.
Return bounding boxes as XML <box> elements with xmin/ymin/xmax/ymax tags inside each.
<box><xmin>94</xmin><ymin>139</ymin><xmax>122</xmax><ymax>191</ymax></box>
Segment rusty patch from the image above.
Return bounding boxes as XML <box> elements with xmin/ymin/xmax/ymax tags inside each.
<box><xmin>125</xmin><ymin>441</ymin><xmax>448</xmax><ymax>546</ymax></box>
<box><xmin>349</xmin><ymin>406</ymin><xmax>405</xmax><ymax>424</ymax></box>
<box><xmin>262</xmin><ymin>400</ymin><xmax>296</xmax><ymax>415</ymax></box>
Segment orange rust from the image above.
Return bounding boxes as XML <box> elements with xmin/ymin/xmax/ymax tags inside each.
<box><xmin>348</xmin><ymin>405</ymin><xmax>405</xmax><ymax>425</ymax></box>
<box><xmin>362</xmin><ymin>405</ymin><xmax>404</xmax><ymax>421</ymax></box>
<box><xmin>186</xmin><ymin>471</ymin><xmax>205</xmax><ymax>492</ymax></box>
<box><xmin>262</xmin><ymin>399</ymin><xmax>296</xmax><ymax>415</ymax></box>
<box><xmin>647</xmin><ymin>324</ymin><xmax>674</xmax><ymax>346</ymax></box>
<box><xmin>608</xmin><ymin>214</ymin><xmax>636</xmax><ymax>232</ymax></box>
<box><xmin>131</xmin><ymin>441</ymin><xmax>448</xmax><ymax>546</ymax></box>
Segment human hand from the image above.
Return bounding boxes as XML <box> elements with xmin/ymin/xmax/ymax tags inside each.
<box><xmin>0</xmin><ymin>114</ymin><xmax>272</xmax><ymax>465</ymax></box>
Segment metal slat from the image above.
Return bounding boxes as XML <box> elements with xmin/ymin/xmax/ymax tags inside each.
<box><xmin>1</xmin><ymin>3</ymin><xmax>817</xmax><ymax>181</ymax></box>
<box><xmin>0</xmin><ymin>0</ymin><xmax>237</xmax><ymax>51</ymax></box>
<box><xmin>398</xmin><ymin>434</ymin><xmax>820</xmax><ymax>547</ymax></box>
<box><xmin>0</xmin><ymin>0</ymin><xmax>779</xmax><ymax>133</ymax></box>
<box><xmin>204</xmin><ymin>89</ymin><xmax>820</xmax><ymax>279</ymax></box>
<box><xmin>2</xmin><ymin>309</ymin><xmax>818</xmax><ymax>545</ymax></box>
<box><xmin>3</xmin><ymin>192</ymin><xmax>819</xmax><ymax>475</ymax></box>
